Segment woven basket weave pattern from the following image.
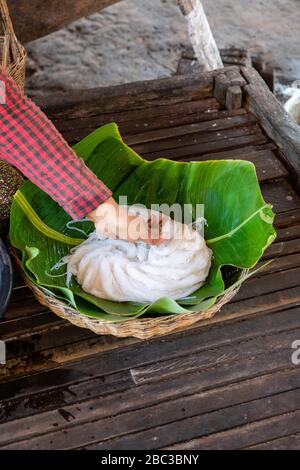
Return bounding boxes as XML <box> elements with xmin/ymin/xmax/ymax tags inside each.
<box><xmin>0</xmin><ymin>0</ymin><xmax>26</xmax><ymax>89</ymax></box>
<box><xmin>13</xmin><ymin>249</ymin><xmax>243</xmax><ymax>339</ymax></box>
<box><xmin>28</xmin><ymin>275</ymin><xmax>240</xmax><ymax>339</ymax></box>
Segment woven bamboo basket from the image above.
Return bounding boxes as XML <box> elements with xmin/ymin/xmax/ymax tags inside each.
<box><xmin>0</xmin><ymin>0</ymin><xmax>26</xmax><ymax>88</ymax></box>
<box><xmin>12</xmin><ymin>249</ymin><xmax>245</xmax><ymax>339</ymax></box>
<box><xmin>5</xmin><ymin>0</ymin><xmax>242</xmax><ymax>340</ymax></box>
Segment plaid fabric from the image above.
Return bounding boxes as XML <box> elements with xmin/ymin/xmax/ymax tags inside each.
<box><xmin>0</xmin><ymin>69</ymin><xmax>112</xmax><ymax>219</ymax></box>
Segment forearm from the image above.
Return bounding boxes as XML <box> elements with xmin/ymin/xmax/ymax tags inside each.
<box><xmin>0</xmin><ymin>69</ymin><xmax>112</xmax><ymax>219</ymax></box>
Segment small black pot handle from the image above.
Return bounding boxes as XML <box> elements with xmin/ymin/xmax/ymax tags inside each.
<box><xmin>0</xmin><ymin>239</ymin><xmax>13</xmax><ymax>320</ymax></box>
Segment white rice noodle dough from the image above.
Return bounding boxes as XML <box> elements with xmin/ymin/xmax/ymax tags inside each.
<box><xmin>67</xmin><ymin>206</ymin><xmax>212</xmax><ymax>303</ymax></box>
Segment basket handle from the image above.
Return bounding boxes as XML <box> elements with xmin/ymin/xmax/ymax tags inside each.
<box><xmin>0</xmin><ymin>0</ymin><xmax>18</xmax><ymax>62</ymax></box>
<box><xmin>0</xmin><ymin>0</ymin><xmax>15</xmax><ymax>35</ymax></box>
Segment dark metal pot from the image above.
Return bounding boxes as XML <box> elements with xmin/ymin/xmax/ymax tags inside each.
<box><xmin>0</xmin><ymin>239</ymin><xmax>13</xmax><ymax>320</ymax></box>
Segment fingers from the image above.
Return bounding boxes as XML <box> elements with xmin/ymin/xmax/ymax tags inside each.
<box><xmin>94</xmin><ymin>204</ymin><xmax>176</xmax><ymax>245</ymax></box>
<box><xmin>95</xmin><ymin>223</ymin><xmax>117</xmax><ymax>239</ymax></box>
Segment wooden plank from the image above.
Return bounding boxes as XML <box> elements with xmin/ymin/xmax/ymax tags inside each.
<box><xmin>25</xmin><ymin>373</ymin><xmax>133</xmax><ymax>439</ymax></box>
<box><xmin>234</xmin><ymin>267</ymin><xmax>300</xmax><ymax>302</ymax></box>
<box><xmin>130</xmin><ymin>124</ymin><xmax>262</xmax><ymax>155</ymax></box>
<box><xmin>0</xmin><ymin>312</ymin><xmax>63</xmax><ymax>340</ymax></box>
<box><xmin>9</xmin><ymin>286</ymin><xmax>35</xmax><ymax>304</ymax></box>
<box><xmin>0</xmin><ymin>337</ymin><xmax>297</xmax><ymax>430</ymax></box>
<box><xmin>214</xmin><ymin>74</ymin><xmax>231</xmax><ymax>106</ymax></box>
<box><xmin>276</xmin><ymin>224</ymin><xmax>300</xmax><ymax>242</ymax></box>
<box><xmin>1</xmin><ymin>304</ymin><xmax>300</xmax><ymax>401</ymax></box>
<box><xmin>139</xmin><ymin>131</ymin><xmax>268</xmax><ymax>161</ymax></box>
<box><xmin>275</xmin><ymin>209</ymin><xmax>300</xmax><ymax>227</ymax></box>
<box><xmin>3</xmin><ymin>297</ymin><xmax>49</xmax><ymax>321</ymax></box>
<box><xmin>221</xmin><ymin>55</ymin><xmax>249</xmax><ymax>67</ymax></box>
<box><xmin>168</xmin><ymin>410</ymin><xmax>300</xmax><ymax>450</ymax></box>
<box><xmin>61</xmin><ymin>109</ymin><xmax>229</xmax><ymax>146</ymax></box>
<box><xmin>210</xmin><ymin>287</ymin><xmax>300</xmax><ymax>326</ymax></box>
<box><xmin>1</xmin><ymin>287</ymin><xmax>299</xmax><ymax>391</ymax></box>
<box><xmin>248</xmin><ymin>433</ymin><xmax>300</xmax><ymax>450</ymax></box>
<box><xmin>0</xmin><ymin>356</ymin><xmax>133</xmax><ymax>402</ymax></box>
<box><xmin>178</xmin><ymin>47</ymin><xmax>251</xmax><ymax>74</ymax></box>
<box><xmin>167</xmin><ymin>410</ymin><xmax>300</xmax><ymax>450</ymax></box>
<box><xmin>263</xmin><ymin>238</ymin><xmax>300</xmax><ymax>259</ymax></box>
<box><xmin>3</xmin><ymin>245</ymin><xmax>300</xmax><ymax>373</ymax></box>
<box><xmin>61</xmin><ymin>110</ymin><xmax>255</xmax><ymax>147</ymax></box>
<box><xmin>130</xmin><ymin>327</ymin><xmax>299</xmax><ymax>385</ymax></box>
<box><xmin>225</xmin><ymin>67</ymin><xmax>247</xmax><ymax>87</ymax></box>
<box><xmin>243</xmin><ymin>66</ymin><xmax>300</xmax><ymax>183</ymax></box>
<box><xmin>261</xmin><ymin>179</ymin><xmax>300</xmax><ymax>213</ymax></box>
<box><xmin>0</xmin><ymin>370</ymin><xmax>132</xmax><ymax>426</ymax></box>
<box><xmin>39</xmin><ymin>72</ymin><xmax>230</xmax><ymax>118</ymax></box>
<box><xmin>242</xmin><ymin>249</ymin><xmax>300</xmax><ymax>276</ymax></box>
<box><xmin>4</xmin><ymin>325</ymin><xmax>95</xmax><ymax>361</ymax></box>
<box><xmin>182</xmin><ymin>46</ymin><xmax>248</xmax><ymax>62</ymax></box>
<box><xmin>3</xmin><ymin>315</ymin><xmax>298</xmax><ymax>386</ymax></box>
<box><xmin>178</xmin><ymin>55</ymin><xmax>248</xmax><ymax>75</ymax></box>
<box><xmin>54</xmin><ymin>97</ymin><xmax>222</xmax><ymax>133</ymax></box>
<box><xmin>120</xmin><ymin>108</ymin><xmax>242</xmax><ymax>136</ymax></box>
<box><xmin>125</xmin><ymin>114</ymin><xmax>257</xmax><ymax>145</ymax></box>
<box><xmin>188</xmin><ymin>142</ymin><xmax>277</xmax><ymax>160</ymax></box>
<box><xmin>1</xmin><ymin>366</ymin><xmax>300</xmax><ymax>449</ymax></box>
<box><xmin>3</xmin><ymin>236</ymin><xmax>299</xmax><ymax>372</ymax></box>
<box><xmin>226</xmin><ymin>85</ymin><xmax>243</xmax><ymax>110</ymax></box>
<box><xmin>257</xmin><ymin>253</ymin><xmax>300</xmax><ymax>275</ymax></box>
<box><xmin>0</xmin><ymin>334</ymin><xmax>137</xmax><ymax>381</ymax></box>
<box><xmin>80</xmin><ymin>387</ymin><xmax>300</xmax><ymax>450</ymax></box>
<box><xmin>0</xmin><ymin>342</ymin><xmax>134</xmax><ymax>396</ymax></box>
<box><xmin>6</xmin><ymin>277</ymin><xmax>297</xmax><ymax>364</ymax></box>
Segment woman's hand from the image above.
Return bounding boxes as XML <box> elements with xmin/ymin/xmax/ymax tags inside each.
<box><xmin>88</xmin><ymin>198</ymin><xmax>165</xmax><ymax>245</ymax></box>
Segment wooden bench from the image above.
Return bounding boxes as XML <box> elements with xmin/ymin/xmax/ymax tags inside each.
<box><xmin>1</xmin><ymin>65</ymin><xmax>300</xmax><ymax>449</ymax></box>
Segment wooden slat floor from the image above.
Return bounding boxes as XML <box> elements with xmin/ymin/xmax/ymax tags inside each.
<box><xmin>0</xmin><ymin>73</ymin><xmax>300</xmax><ymax>449</ymax></box>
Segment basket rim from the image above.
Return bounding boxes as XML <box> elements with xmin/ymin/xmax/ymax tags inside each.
<box><xmin>11</xmin><ymin>247</ymin><xmax>245</xmax><ymax>339</ymax></box>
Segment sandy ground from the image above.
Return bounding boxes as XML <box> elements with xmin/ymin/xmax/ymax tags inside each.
<box><xmin>25</xmin><ymin>0</ymin><xmax>300</xmax><ymax>96</ymax></box>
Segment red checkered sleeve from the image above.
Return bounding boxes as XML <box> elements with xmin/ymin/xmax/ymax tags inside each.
<box><xmin>0</xmin><ymin>69</ymin><xmax>112</xmax><ymax>219</ymax></box>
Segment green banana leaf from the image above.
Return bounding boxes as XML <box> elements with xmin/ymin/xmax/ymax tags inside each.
<box><xmin>9</xmin><ymin>123</ymin><xmax>276</xmax><ymax>320</ymax></box>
